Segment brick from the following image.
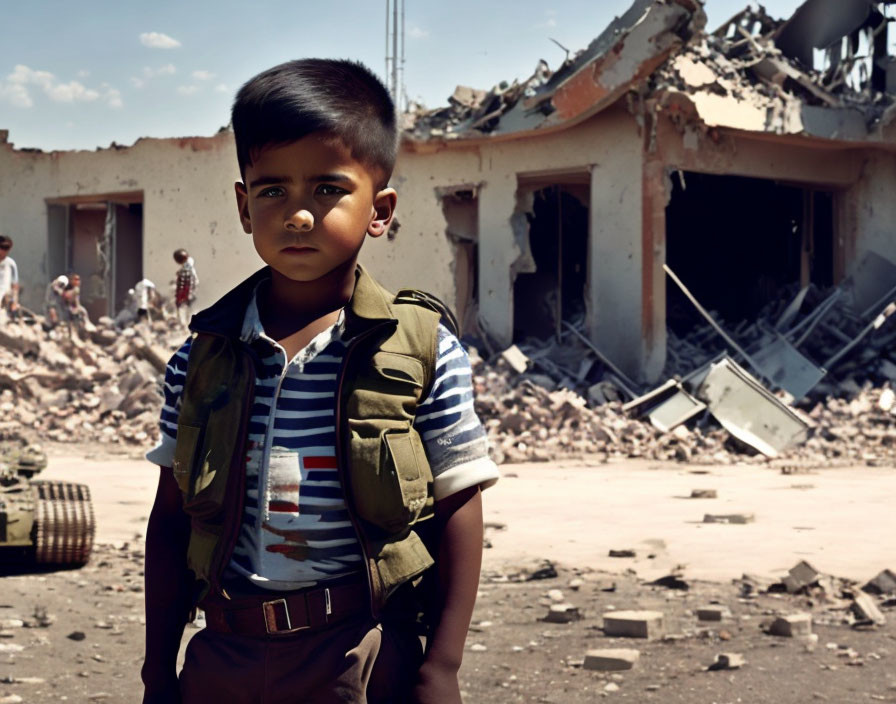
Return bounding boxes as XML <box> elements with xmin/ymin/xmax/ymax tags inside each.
<box><xmin>768</xmin><ymin>613</ymin><xmax>812</xmax><ymax>637</ymax></box>
<box><xmin>703</xmin><ymin>513</ymin><xmax>754</xmax><ymax>524</ymax></box>
<box><xmin>696</xmin><ymin>606</ymin><xmax>729</xmax><ymax>622</ymax></box>
<box><xmin>707</xmin><ymin>652</ymin><xmax>745</xmax><ymax>670</ymax></box>
<box><xmin>583</xmin><ymin>648</ymin><xmax>640</xmax><ymax>671</ymax></box>
<box><xmin>544</xmin><ymin>604</ymin><xmax>581</xmax><ymax>623</ymax></box>
<box><xmin>602</xmin><ymin>610</ymin><xmax>665</xmax><ymax>639</ymax></box>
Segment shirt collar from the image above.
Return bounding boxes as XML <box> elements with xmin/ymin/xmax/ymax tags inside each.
<box><xmin>239</xmin><ymin>278</ymin><xmax>346</xmax><ymax>345</ymax></box>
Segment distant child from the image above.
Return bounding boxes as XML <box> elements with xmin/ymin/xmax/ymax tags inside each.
<box><xmin>173</xmin><ymin>249</ymin><xmax>198</xmax><ymax>327</ymax></box>
<box><xmin>61</xmin><ymin>273</ymin><xmax>88</xmax><ymax>326</ymax></box>
<box><xmin>142</xmin><ymin>59</ymin><xmax>498</xmax><ymax>704</ymax></box>
<box><xmin>44</xmin><ymin>274</ymin><xmax>68</xmax><ymax>328</ymax></box>
<box><xmin>0</xmin><ymin>235</ymin><xmax>19</xmax><ymax>316</ymax></box>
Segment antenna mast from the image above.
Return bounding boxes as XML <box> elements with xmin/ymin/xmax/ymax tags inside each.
<box><xmin>385</xmin><ymin>0</ymin><xmax>406</xmax><ymax>110</ymax></box>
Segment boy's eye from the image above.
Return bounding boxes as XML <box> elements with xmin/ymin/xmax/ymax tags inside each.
<box><xmin>316</xmin><ymin>184</ymin><xmax>347</xmax><ymax>197</ymax></box>
<box><xmin>258</xmin><ymin>186</ymin><xmax>284</xmax><ymax>198</ymax></box>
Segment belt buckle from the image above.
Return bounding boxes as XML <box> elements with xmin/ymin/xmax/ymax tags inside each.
<box><xmin>262</xmin><ymin>597</ymin><xmax>310</xmax><ymax>635</ymax></box>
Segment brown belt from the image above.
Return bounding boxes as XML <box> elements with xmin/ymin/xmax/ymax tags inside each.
<box><xmin>202</xmin><ymin>581</ymin><xmax>369</xmax><ymax>637</ymax></box>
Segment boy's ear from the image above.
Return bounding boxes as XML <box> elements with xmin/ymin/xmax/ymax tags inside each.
<box><xmin>234</xmin><ymin>181</ymin><xmax>252</xmax><ymax>234</ymax></box>
<box><xmin>368</xmin><ymin>187</ymin><xmax>397</xmax><ymax>238</ymax></box>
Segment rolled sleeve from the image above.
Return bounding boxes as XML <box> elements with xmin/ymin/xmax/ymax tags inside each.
<box><xmin>415</xmin><ymin>325</ymin><xmax>498</xmax><ymax>500</ymax></box>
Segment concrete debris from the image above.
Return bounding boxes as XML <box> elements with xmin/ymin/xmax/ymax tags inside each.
<box><xmin>602</xmin><ymin>610</ymin><xmax>665</xmax><ymax>640</ymax></box>
<box><xmin>472</xmin><ymin>252</ymin><xmax>896</xmax><ymax>466</ymax></box>
<box><xmin>544</xmin><ymin>604</ymin><xmax>582</xmax><ymax>623</ymax></box>
<box><xmin>697</xmin><ymin>606</ymin><xmax>730</xmax><ymax>622</ymax></box>
<box><xmin>703</xmin><ymin>513</ymin><xmax>755</xmax><ymax>525</ymax></box>
<box><xmin>863</xmin><ymin>570</ymin><xmax>896</xmax><ymax>596</ymax></box>
<box><xmin>851</xmin><ymin>592</ymin><xmax>887</xmax><ymax>626</ymax></box>
<box><xmin>0</xmin><ymin>314</ymin><xmax>184</xmax><ymax>446</ymax></box>
<box><xmin>707</xmin><ymin>652</ymin><xmax>745</xmax><ymax>671</ymax></box>
<box><xmin>583</xmin><ymin>648</ymin><xmax>640</xmax><ymax>672</ymax></box>
<box><xmin>768</xmin><ymin>613</ymin><xmax>813</xmax><ymax>637</ymax></box>
<box><xmin>783</xmin><ymin>560</ymin><xmax>822</xmax><ymax>594</ymax></box>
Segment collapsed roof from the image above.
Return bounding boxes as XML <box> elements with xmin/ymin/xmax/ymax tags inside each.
<box><xmin>404</xmin><ymin>0</ymin><xmax>896</xmax><ymax>146</ymax></box>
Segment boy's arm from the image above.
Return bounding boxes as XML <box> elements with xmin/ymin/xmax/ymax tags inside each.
<box><xmin>142</xmin><ymin>466</ymin><xmax>193</xmax><ymax>704</ymax></box>
<box><xmin>413</xmin><ymin>485</ymin><xmax>483</xmax><ymax>704</ymax></box>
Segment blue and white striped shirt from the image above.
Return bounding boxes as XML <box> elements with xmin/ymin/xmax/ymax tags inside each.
<box><xmin>147</xmin><ymin>292</ymin><xmax>498</xmax><ymax>590</ymax></box>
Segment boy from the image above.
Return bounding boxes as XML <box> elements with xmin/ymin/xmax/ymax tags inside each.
<box><xmin>143</xmin><ymin>59</ymin><xmax>498</xmax><ymax>704</ymax></box>
<box><xmin>173</xmin><ymin>248</ymin><xmax>198</xmax><ymax>327</ymax></box>
<box><xmin>44</xmin><ymin>274</ymin><xmax>68</xmax><ymax>328</ymax></box>
<box><xmin>0</xmin><ymin>235</ymin><xmax>19</xmax><ymax>316</ymax></box>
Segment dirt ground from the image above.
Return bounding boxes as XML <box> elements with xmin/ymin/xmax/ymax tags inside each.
<box><xmin>1</xmin><ymin>447</ymin><xmax>895</xmax><ymax>703</ymax></box>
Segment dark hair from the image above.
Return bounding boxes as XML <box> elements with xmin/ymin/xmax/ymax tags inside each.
<box><xmin>173</xmin><ymin>248</ymin><xmax>189</xmax><ymax>263</ymax></box>
<box><xmin>0</xmin><ymin>235</ymin><xmax>12</xmax><ymax>250</ymax></box>
<box><xmin>231</xmin><ymin>59</ymin><xmax>398</xmax><ymax>188</ymax></box>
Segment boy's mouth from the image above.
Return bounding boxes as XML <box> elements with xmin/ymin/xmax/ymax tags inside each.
<box><xmin>282</xmin><ymin>245</ymin><xmax>316</xmax><ymax>254</ymax></box>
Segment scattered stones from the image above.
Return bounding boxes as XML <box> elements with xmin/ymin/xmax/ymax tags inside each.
<box><xmin>544</xmin><ymin>604</ymin><xmax>581</xmax><ymax>623</ymax></box>
<box><xmin>703</xmin><ymin>513</ymin><xmax>755</xmax><ymax>525</ymax></box>
<box><xmin>602</xmin><ymin>611</ymin><xmax>665</xmax><ymax>639</ymax></box>
<box><xmin>609</xmin><ymin>549</ymin><xmax>636</xmax><ymax>558</ymax></box>
<box><xmin>583</xmin><ymin>648</ymin><xmax>640</xmax><ymax>671</ymax></box>
<box><xmin>707</xmin><ymin>652</ymin><xmax>746</xmax><ymax>671</ymax></box>
<box><xmin>546</xmin><ymin>589</ymin><xmax>565</xmax><ymax>602</ymax></box>
<box><xmin>783</xmin><ymin>560</ymin><xmax>821</xmax><ymax>594</ymax></box>
<box><xmin>697</xmin><ymin>606</ymin><xmax>730</xmax><ymax>622</ymax></box>
<box><xmin>690</xmin><ymin>489</ymin><xmax>717</xmax><ymax>499</ymax></box>
<box><xmin>469</xmin><ymin>643</ymin><xmax>487</xmax><ymax>652</ymax></box>
<box><xmin>768</xmin><ymin>613</ymin><xmax>813</xmax><ymax>638</ymax></box>
<box><xmin>67</xmin><ymin>631</ymin><xmax>87</xmax><ymax>641</ymax></box>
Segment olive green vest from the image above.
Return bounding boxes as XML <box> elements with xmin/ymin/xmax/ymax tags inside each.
<box><xmin>172</xmin><ymin>265</ymin><xmax>443</xmax><ymax>616</ymax></box>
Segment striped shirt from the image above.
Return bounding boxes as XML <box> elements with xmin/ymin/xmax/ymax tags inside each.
<box><xmin>147</xmin><ymin>291</ymin><xmax>498</xmax><ymax>591</ymax></box>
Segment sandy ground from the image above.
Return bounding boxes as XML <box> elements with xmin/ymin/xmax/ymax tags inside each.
<box><xmin>40</xmin><ymin>450</ymin><xmax>896</xmax><ymax>584</ymax></box>
<box><xmin>0</xmin><ymin>448</ymin><xmax>892</xmax><ymax>703</ymax></box>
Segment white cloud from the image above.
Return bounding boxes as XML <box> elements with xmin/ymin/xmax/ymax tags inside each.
<box><xmin>177</xmin><ymin>84</ymin><xmax>198</xmax><ymax>96</ymax></box>
<box><xmin>192</xmin><ymin>70</ymin><xmax>215</xmax><ymax>81</ymax></box>
<box><xmin>132</xmin><ymin>64</ymin><xmax>176</xmax><ymax>88</ymax></box>
<box><xmin>77</xmin><ymin>69</ymin><xmax>90</xmax><ymax>78</ymax></box>
<box><xmin>214</xmin><ymin>83</ymin><xmax>229</xmax><ymax>93</ymax></box>
<box><xmin>144</xmin><ymin>64</ymin><xmax>177</xmax><ymax>78</ymax></box>
<box><xmin>0</xmin><ymin>64</ymin><xmax>122</xmax><ymax>108</ymax></box>
<box><xmin>407</xmin><ymin>25</ymin><xmax>429</xmax><ymax>39</ymax></box>
<box><xmin>140</xmin><ymin>31</ymin><xmax>181</xmax><ymax>49</ymax></box>
<box><xmin>45</xmin><ymin>80</ymin><xmax>99</xmax><ymax>103</ymax></box>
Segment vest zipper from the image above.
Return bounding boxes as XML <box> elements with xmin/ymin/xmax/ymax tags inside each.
<box><xmin>335</xmin><ymin>321</ymin><xmax>393</xmax><ymax>619</ymax></box>
<box><xmin>208</xmin><ymin>341</ymin><xmax>258</xmax><ymax>599</ymax></box>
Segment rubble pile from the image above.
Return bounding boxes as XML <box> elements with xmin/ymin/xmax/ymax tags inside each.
<box><xmin>471</xmin><ymin>351</ymin><xmax>737</xmax><ymax>466</ymax></box>
<box><xmin>0</xmin><ymin>316</ymin><xmax>180</xmax><ymax>446</ymax></box>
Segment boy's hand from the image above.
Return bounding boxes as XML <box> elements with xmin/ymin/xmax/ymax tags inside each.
<box><xmin>412</xmin><ymin>660</ymin><xmax>462</xmax><ymax>704</ymax></box>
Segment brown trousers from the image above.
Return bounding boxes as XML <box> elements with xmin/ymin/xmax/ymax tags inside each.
<box><xmin>179</xmin><ymin>616</ymin><xmax>423</xmax><ymax>704</ymax></box>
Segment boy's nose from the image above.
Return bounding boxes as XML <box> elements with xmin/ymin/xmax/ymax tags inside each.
<box><xmin>285</xmin><ymin>208</ymin><xmax>314</xmax><ymax>232</ymax></box>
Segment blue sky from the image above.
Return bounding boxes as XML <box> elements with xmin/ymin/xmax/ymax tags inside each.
<box><xmin>0</xmin><ymin>1</ymin><xmax>806</xmax><ymax>151</ymax></box>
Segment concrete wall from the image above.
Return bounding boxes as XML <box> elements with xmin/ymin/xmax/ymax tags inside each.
<box><xmin>396</xmin><ymin>105</ymin><xmax>645</xmax><ymax>373</ymax></box>
<box><xmin>0</xmin><ymin>130</ymin><xmax>456</xmax><ymax>315</ymax></box>
<box><xmin>845</xmin><ymin>151</ymin><xmax>896</xmax><ymax>270</ymax></box>
<box><xmin>0</xmin><ymin>132</ymin><xmax>250</xmax><ymax>313</ymax></box>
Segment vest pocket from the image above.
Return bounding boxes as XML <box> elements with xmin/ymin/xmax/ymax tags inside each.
<box><xmin>351</xmin><ymin>427</ymin><xmax>430</xmax><ymax>533</ymax></box>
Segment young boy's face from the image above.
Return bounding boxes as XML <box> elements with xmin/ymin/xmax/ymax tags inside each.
<box><xmin>235</xmin><ymin>133</ymin><xmax>395</xmax><ymax>283</ymax></box>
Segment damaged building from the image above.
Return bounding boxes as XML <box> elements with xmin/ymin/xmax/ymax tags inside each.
<box><xmin>3</xmin><ymin>0</ymin><xmax>896</xmax><ymax>386</ymax></box>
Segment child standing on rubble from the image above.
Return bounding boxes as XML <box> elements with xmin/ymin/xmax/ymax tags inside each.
<box><xmin>142</xmin><ymin>59</ymin><xmax>499</xmax><ymax>704</ymax></box>
<box><xmin>0</xmin><ymin>236</ymin><xmax>19</xmax><ymax>317</ymax></box>
<box><xmin>172</xmin><ymin>248</ymin><xmax>198</xmax><ymax>327</ymax></box>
